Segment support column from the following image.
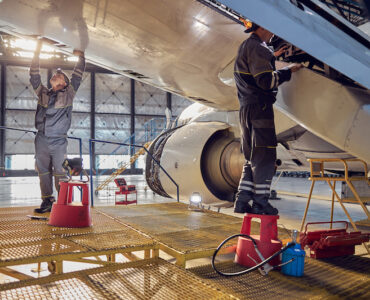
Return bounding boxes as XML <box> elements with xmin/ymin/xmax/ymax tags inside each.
<box><xmin>90</xmin><ymin>71</ymin><xmax>96</xmax><ymax>171</ymax></box>
<box><xmin>47</xmin><ymin>69</ymin><xmax>52</xmax><ymax>89</ymax></box>
<box><xmin>130</xmin><ymin>79</ymin><xmax>135</xmax><ymax>170</ymax></box>
<box><xmin>166</xmin><ymin>92</ymin><xmax>172</xmax><ymax>111</ymax></box>
<box><xmin>0</xmin><ymin>63</ymin><xmax>6</xmax><ymax>175</ymax></box>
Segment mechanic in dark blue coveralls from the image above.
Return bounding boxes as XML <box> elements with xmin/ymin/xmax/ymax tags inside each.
<box><xmin>30</xmin><ymin>40</ymin><xmax>85</xmax><ymax>213</ymax></box>
<box><xmin>234</xmin><ymin>23</ymin><xmax>302</xmax><ymax>215</ymax></box>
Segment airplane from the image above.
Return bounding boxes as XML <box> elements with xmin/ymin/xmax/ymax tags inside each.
<box><xmin>0</xmin><ymin>0</ymin><xmax>369</xmax><ymax>207</ymax></box>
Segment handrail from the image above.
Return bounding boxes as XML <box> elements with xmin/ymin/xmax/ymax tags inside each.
<box><xmin>95</xmin><ymin>133</ymin><xmax>148</xmax><ymax>177</ymax></box>
<box><xmin>308</xmin><ymin>158</ymin><xmax>368</xmax><ymax>181</ymax></box>
<box><xmin>0</xmin><ymin>126</ymin><xmax>83</xmax><ymax>160</ymax></box>
<box><xmin>89</xmin><ymin>138</ymin><xmax>179</xmax><ymax>206</ymax></box>
<box><xmin>95</xmin><ymin>117</ymin><xmax>170</xmax><ymax>175</ymax></box>
<box><xmin>95</xmin><ymin>134</ymin><xmax>132</xmax><ymax>177</ymax></box>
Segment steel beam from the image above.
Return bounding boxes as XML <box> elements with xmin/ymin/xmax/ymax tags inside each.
<box><xmin>0</xmin><ymin>63</ymin><xmax>6</xmax><ymax>174</ymax></box>
<box><xmin>130</xmin><ymin>79</ymin><xmax>135</xmax><ymax>169</ymax></box>
<box><xmin>47</xmin><ymin>68</ymin><xmax>52</xmax><ymax>89</ymax></box>
<box><xmin>0</xmin><ymin>55</ymin><xmax>116</xmax><ymax>74</ymax></box>
<box><xmin>166</xmin><ymin>92</ymin><xmax>172</xmax><ymax>111</ymax></box>
<box><xmin>90</xmin><ymin>71</ymin><xmax>96</xmax><ymax>170</ymax></box>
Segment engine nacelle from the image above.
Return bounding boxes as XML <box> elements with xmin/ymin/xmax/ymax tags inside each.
<box><xmin>146</xmin><ymin>121</ymin><xmax>244</xmax><ymax>206</ymax></box>
<box><xmin>146</xmin><ymin>104</ymin><xmax>244</xmax><ymax>206</ymax></box>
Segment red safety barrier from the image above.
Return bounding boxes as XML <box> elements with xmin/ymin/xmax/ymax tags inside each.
<box><xmin>300</xmin><ymin>221</ymin><xmax>369</xmax><ymax>259</ymax></box>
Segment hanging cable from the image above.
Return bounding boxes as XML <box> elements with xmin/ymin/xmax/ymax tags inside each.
<box><xmin>212</xmin><ymin>234</ymin><xmax>295</xmax><ymax>276</ymax></box>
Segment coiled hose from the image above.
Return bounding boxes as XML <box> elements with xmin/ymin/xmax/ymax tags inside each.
<box><xmin>212</xmin><ymin>233</ymin><xmax>295</xmax><ymax>276</ymax></box>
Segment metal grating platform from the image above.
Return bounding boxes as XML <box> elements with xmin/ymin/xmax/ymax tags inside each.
<box><xmin>0</xmin><ymin>207</ymin><xmax>157</xmax><ymax>272</ymax></box>
<box><xmin>190</xmin><ymin>255</ymin><xmax>370</xmax><ymax>299</ymax></box>
<box><xmin>98</xmin><ymin>203</ymin><xmax>291</xmax><ymax>267</ymax></box>
<box><xmin>0</xmin><ymin>259</ymin><xmax>235</xmax><ymax>300</ymax></box>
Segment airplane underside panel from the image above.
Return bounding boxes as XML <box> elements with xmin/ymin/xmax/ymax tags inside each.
<box><xmin>218</xmin><ymin>0</ymin><xmax>370</xmax><ymax>89</ymax></box>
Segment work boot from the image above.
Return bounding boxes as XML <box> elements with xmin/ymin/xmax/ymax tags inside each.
<box><xmin>251</xmin><ymin>202</ymin><xmax>278</xmax><ymax>215</ymax></box>
<box><xmin>234</xmin><ymin>196</ymin><xmax>252</xmax><ymax>214</ymax></box>
<box><xmin>34</xmin><ymin>197</ymin><xmax>55</xmax><ymax>214</ymax></box>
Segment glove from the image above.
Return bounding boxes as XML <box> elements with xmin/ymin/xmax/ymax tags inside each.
<box><xmin>62</xmin><ymin>158</ymin><xmax>83</xmax><ymax>176</ymax></box>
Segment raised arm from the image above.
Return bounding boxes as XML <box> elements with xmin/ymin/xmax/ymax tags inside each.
<box><xmin>249</xmin><ymin>45</ymin><xmax>292</xmax><ymax>91</ymax></box>
<box><xmin>29</xmin><ymin>40</ymin><xmax>42</xmax><ymax>91</ymax></box>
<box><xmin>70</xmin><ymin>50</ymin><xmax>86</xmax><ymax>92</ymax></box>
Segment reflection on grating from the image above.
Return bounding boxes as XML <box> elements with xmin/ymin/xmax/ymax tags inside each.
<box><xmin>97</xmin><ymin>203</ymin><xmax>187</xmax><ymax>218</ymax></box>
<box><xmin>68</xmin><ymin>230</ymin><xmax>155</xmax><ymax>251</ymax></box>
<box><xmin>0</xmin><ymin>259</ymin><xmax>234</xmax><ymax>300</ymax></box>
<box><xmin>154</xmin><ymin>223</ymin><xmax>244</xmax><ymax>253</ymax></box>
<box><xmin>0</xmin><ymin>223</ymin><xmax>54</xmax><ymax>246</ymax></box>
<box><xmin>49</xmin><ymin>210</ymin><xmax>130</xmax><ymax>237</ymax></box>
<box><xmin>123</xmin><ymin>214</ymin><xmax>191</xmax><ymax>235</ymax></box>
<box><xmin>98</xmin><ymin>203</ymin><xmax>243</xmax><ymax>236</ymax></box>
<box><xmin>99</xmin><ymin>203</ymin><xmax>291</xmax><ymax>256</ymax></box>
<box><xmin>190</xmin><ymin>256</ymin><xmax>370</xmax><ymax>299</ymax></box>
<box><xmin>0</xmin><ymin>238</ymin><xmax>87</xmax><ymax>262</ymax></box>
<box><xmin>0</xmin><ymin>207</ymin><xmax>140</xmax><ymax>244</ymax></box>
<box><xmin>98</xmin><ymin>202</ymin><xmax>241</xmax><ymax>223</ymax></box>
<box><xmin>0</xmin><ymin>207</ymin><xmax>156</xmax><ymax>265</ymax></box>
<box><xmin>1</xmin><ymin>277</ymin><xmax>103</xmax><ymax>300</ymax></box>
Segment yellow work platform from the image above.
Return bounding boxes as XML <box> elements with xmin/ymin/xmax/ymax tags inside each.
<box><xmin>190</xmin><ymin>255</ymin><xmax>370</xmax><ymax>299</ymax></box>
<box><xmin>0</xmin><ymin>207</ymin><xmax>158</xmax><ymax>276</ymax></box>
<box><xmin>0</xmin><ymin>258</ymin><xmax>234</xmax><ymax>299</ymax></box>
<box><xmin>97</xmin><ymin>203</ymin><xmax>291</xmax><ymax>267</ymax></box>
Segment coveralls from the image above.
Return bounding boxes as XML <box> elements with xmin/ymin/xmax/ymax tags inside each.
<box><xmin>234</xmin><ymin>33</ymin><xmax>291</xmax><ymax>211</ymax></box>
<box><xmin>30</xmin><ymin>49</ymin><xmax>85</xmax><ymax>204</ymax></box>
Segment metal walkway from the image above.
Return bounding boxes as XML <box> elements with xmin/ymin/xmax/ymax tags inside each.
<box><xmin>0</xmin><ymin>259</ymin><xmax>234</xmax><ymax>299</ymax></box>
<box><xmin>0</xmin><ymin>207</ymin><xmax>158</xmax><ymax>275</ymax></box>
<box><xmin>97</xmin><ymin>203</ymin><xmax>291</xmax><ymax>267</ymax></box>
<box><xmin>190</xmin><ymin>255</ymin><xmax>370</xmax><ymax>299</ymax></box>
<box><xmin>0</xmin><ymin>203</ymin><xmax>369</xmax><ymax>299</ymax></box>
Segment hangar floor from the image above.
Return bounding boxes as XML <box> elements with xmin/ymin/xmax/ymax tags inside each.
<box><xmin>0</xmin><ymin>175</ymin><xmax>367</xmax><ymax>231</ymax></box>
<box><xmin>0</xmin><ymin>175</ymin><xmax>369</xmax><ymax>299</ymax></box>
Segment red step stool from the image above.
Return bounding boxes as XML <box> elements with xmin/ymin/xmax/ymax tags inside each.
<box><xmin>114</xmin><ymin>178</ymin><xmax>137</xmax><ymax>205</ymax></box>
<box><xmin>49</xmin><ymin>181</ymin><xmax>92</xmax><ymax>228</ymax></box>
<box><xmin>235</xmin><ymin>214</ymin><xmax>282</xmax><ymax>267</ymax></box>
<box><xmin>300</xmin><ymin>221</ymin><xmax>370</xmax><ymax>258</ymax></box>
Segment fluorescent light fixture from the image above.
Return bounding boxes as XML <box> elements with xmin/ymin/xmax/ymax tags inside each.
<box><xmin>67</xmin><ymin>56</ymin><xmax>78</xmax><ymax>62</ymax></box>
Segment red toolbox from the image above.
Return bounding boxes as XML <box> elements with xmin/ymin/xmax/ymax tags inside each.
<box><xmin>300</xmin><ymin>221</ymin><xmax>370</xmax><ymax>259</ymax></box>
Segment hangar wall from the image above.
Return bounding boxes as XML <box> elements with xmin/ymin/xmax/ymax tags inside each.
<box><xmin>0</xmin><ymin>63</ymin><xmax>192</xmax><ymax>174</ymax></box>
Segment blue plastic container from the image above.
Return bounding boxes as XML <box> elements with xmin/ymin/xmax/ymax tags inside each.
<box><xmin>281</xmin><ymin>243</ymin><xmax>305</xmax><ymax>277</ymax></box>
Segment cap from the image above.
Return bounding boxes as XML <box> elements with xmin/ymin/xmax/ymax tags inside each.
<box><xmin>56</xmin><ymin>68</ymin><xmax>70</xmax><ymax>86</ymax></box>
<box><xmin>240</xmin><ymin>18</ymin><xmax>260</xmax><ymax>33</ymax></box>
<box><xmin>244</xmin><ymin>21</ymin><xmax>259</xmax><ymax>33</ymax></box>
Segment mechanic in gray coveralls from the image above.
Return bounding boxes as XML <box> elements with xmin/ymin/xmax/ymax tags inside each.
<box><xmin>30</xmin><ymin>40</ymin><xmax>85</xmax><ymax>213</ymax></box>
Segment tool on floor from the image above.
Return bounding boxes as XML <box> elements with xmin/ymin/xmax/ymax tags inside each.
<box><xmin>212</xmin><ymin>214</ymin><xmax>299</xmax><ymax>276</ymax></box>
<box><xmin>27</xmin><ymin>215</ymin><xmax>48</xmax><ymax>221</ymax></box>
<box><xmin>48</xmin><ymin>158</ymin><xmax>92</xmax><ymax>228</ymax></box>
<box><xmin>281</xmin><ymin>230</ymin><xmax>305</xmax><ymax>277</ymax></box>
<box><xmin>299</xmin><ymin>221</ymin><xmax>370</xmax><ymax>259</ymax></box>
<box><xmin>114</xmin><ymin>177</ymin><xmax>137</xmax><ymax>205</ymax></box>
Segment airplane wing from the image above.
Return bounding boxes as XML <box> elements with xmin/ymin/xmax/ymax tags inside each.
<box><xmin>218</xmin><ymin>0</ymin><xmax>370</xmax><ymax>89</ymax></box>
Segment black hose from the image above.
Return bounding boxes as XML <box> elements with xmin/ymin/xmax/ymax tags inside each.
<box><xmin>212</xmin><ymin>234</ymin><xmax>295</xmax><ymax>276</ymax></box>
